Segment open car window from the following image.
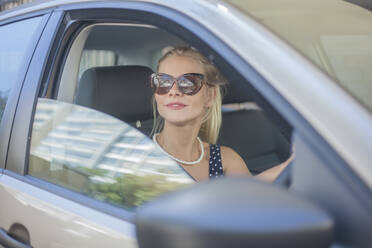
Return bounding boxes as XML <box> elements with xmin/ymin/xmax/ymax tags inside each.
<box><xmin>29</xmin><ymin>19</ymin><xmax>293</xmax><ymax>213</ymax></box>
<box><xmin>59</xmin><ymin>22</ymin><xmax>292</xmax><ymax>175</ymax></box>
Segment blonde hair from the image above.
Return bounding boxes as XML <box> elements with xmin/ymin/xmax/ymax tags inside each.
<box><xmin>151</xmin><ymin>46</ymin><xmax>226</xmax><ymax>144</ymax></box>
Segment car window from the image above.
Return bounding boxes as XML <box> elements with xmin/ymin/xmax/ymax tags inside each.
<box><xmin>225</xmin><ymin>0</ymin><xmax>372</xmax><ymax>112</ymax></box>
<box><xmin>29</xmin><ymin>98</ymin><xmax>194</xmax><ymax>210</ymax></box>
<box><xmin>66</xmin><ymin>22</ymin><xmax>292</xmax><ymax>177</ymax></box>
<box><xmin>29</xmin><ymin>18</ymin><xmax>293</xmax><ymax>211</ymax></box>
<box><xmin>0</xmin><ymin>16</ymin><xmax>42</xmax><ymax>123</ymax></box>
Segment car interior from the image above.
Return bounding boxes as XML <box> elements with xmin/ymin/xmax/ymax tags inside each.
<box><xmin>57</xmin><ymin>23</ymin><xmax>293</xmax><ymax>176</ymax></box>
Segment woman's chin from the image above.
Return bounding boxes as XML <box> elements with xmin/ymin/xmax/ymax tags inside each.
<box><xmin>165</xmin><ymin>118</ymin><xmax>194</xmax><ymax>126</ymax></box>
<box><xmin>162</xmin><ymin>114</ymin><xmax>203</xmax><ymax>127</ymax></box>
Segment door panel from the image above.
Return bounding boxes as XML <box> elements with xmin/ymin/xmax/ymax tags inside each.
<box><xmin>0</xmin><ymin>174</ymin><xmax>137</xmax><ymax>248</ymax></box>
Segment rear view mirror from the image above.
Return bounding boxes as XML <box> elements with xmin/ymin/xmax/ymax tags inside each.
<box><xmin>136</xmin><ymin>177</ymin><xmax>334</xmax><ymax>248</ymax></box>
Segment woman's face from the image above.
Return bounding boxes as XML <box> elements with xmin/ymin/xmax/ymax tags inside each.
<box><xmin>155</xmin><ymin>55</ymin><xmax>215</xmax><ymax>126</ymax></box>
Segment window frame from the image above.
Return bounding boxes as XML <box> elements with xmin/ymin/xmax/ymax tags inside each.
<box><xmin>0</xmin><ymin>11</ymin><xmax>51</xmax><ymax>171</ymax></box>
<box><xmin>291</xmin><ymin>131</ymin><xmax>372</xmax><ymax>245</ymax></box>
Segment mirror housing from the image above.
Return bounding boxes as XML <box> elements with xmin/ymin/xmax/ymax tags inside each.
<box><xmin>136</xmin><ymin>177</ymin><xmax>334</xmax><ymax>248</ymax></box>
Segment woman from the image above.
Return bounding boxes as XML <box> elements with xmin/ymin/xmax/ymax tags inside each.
<box><xmin>150</xmin><ymin>46</ymin><xmax>292</xmax><ymax>182</ymax></box>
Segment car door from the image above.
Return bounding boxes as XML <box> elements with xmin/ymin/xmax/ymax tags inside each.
<box><xmin>0</xmin><ymin>2</ymin><xmax>199</xmax><ymax>247</ymax></box>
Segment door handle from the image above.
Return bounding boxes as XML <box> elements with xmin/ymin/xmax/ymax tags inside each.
<box><xmin>0</xmin><ymin>227</ymin><xmax>32</xmax><ymax>248</ymax></box>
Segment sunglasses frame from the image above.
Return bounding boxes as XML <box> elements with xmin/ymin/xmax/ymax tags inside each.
<box><xmin>150</xmin><ymin>72</ymin><xmax>210</xmax><ymax>96</ymax></box>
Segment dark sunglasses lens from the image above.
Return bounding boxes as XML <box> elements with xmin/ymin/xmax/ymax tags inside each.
<box><xmin>152</xmin><ymin>73</ymin><xmax>204</xmax><ymax>95</ymax></box>
<box><xmin>153</xmin><ymin>74</ymin><xmax>173</xmax><ymax>94</ymax></box>
<box><xmin>179</xmin><ymin>74</ymin><xmax>203</xmax><ymax>95</ymax></box>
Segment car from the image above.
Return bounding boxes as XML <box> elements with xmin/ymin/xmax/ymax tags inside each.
<box><xmin>0</xmin><ymin>0</ymin><xmax>371</xmax><ymax>247</ymax></box>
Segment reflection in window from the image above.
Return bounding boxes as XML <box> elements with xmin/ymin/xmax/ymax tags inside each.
<box><xmin>0</xmin><ymin>16</ymin><xmax>42</xmax><ymax>123</ymax></box>
<box><xmin>29</xmin><ymin>99</ymin><xmax>193</xmax><ymax>210</ymax></box>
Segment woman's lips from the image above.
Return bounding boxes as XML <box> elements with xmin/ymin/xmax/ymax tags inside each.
<box><xmin>165</xmin><ymin>102</ymin><xmax>187</xmax><ymax>110</ymax></box>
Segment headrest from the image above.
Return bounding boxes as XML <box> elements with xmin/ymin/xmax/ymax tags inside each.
<box><xmin>75</xmin><ymin>65</ymin><xmax>154</xmax><ymax>122</ymax></box>
<box><xmin>222</xmin><ymin>82</ymin><xmax>253</xmax><ymax>104</ymax></box>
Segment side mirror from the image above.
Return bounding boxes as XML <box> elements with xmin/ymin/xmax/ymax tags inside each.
<box><xmin>136</xmin><ymin>177</ymin><xmax>334</xmax><ymax>248</ymax></box>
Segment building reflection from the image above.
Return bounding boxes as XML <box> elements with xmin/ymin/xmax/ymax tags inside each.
<box><xmin>29</xmin><ymin>98</ymin><xmax>193</xmax><ymax>208</ymax></box>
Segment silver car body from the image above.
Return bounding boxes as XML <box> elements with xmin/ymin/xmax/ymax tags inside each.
<box><xmin>0</xmin><ymin>0</ymin><xmax>371</xmax><ymax>247</ymax></box>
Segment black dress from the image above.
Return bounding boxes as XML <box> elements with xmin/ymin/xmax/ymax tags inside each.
<box><xmin>209</xmin><ymin>144</ymin><xmax>224</xmax><ymax>179</ymax></box>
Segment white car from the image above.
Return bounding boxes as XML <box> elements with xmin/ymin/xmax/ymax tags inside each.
<box><xmin>0</xmin><ymin>0</ymin><xmax>371</xmax><ymax>247</ymax></box>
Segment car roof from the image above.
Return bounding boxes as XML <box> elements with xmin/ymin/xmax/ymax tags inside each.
<box><xmin>0</xmin><ymin>0</ymin><xmax>179</xmax><ymax>21</ymax></box>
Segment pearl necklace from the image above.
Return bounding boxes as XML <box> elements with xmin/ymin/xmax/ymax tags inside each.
<box><xmin>152</xmin><ymin>133</ymin><xmax>204</xmax><ymax>165</ymax></box>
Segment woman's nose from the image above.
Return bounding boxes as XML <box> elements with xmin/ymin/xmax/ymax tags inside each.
<box><xmin>168</xmin><ymin>80</ymin><xmax>182</xmax><ymax>96</ymax></box>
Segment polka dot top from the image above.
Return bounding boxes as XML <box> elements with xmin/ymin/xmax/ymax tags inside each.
<box><xmin>209</xmin><ymin>144</ymin><xmax>223</xmax><ymax>179</ymax></box>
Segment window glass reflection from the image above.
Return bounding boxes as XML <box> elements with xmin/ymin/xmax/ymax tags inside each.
<box><xmin>0</xmin><ymin>16</ymin><xmax>42</xmax><ymax>123</ymax></box>
<box><xmin>29</xmin><ymin>98</ymin><xmax>194</xmax><ymax>210</ymax></box>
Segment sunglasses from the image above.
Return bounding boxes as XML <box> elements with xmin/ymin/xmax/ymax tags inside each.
<box><xmin>151</xmin><ymin>73</ymin><xmax>210</xmax><ymax>95</ymax></box>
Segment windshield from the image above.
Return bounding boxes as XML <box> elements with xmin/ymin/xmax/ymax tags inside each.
<box><xmin>225</xmin><ymin>0</ymin><xmax>372</xmax><ymax>112</ymax></box>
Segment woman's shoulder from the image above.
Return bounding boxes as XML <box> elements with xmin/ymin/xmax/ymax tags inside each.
<box><xmin>204</xmin><ymin>144</ymin><xmax>235</xmax><ymax>158</ymax></box>
<box><xmin>203</xmin><ymin>143</ymin><xmax>244</xmax><ymax>165</ymax></box>
<box><xmin>204</xmin><ymin>144</ymin><xmax>237</xmax><ymax>158</ymax></box>
<box><xmin>219</xmin><ymin>145</ymin><xmax>241</xmax><ymax>161</ymax></box>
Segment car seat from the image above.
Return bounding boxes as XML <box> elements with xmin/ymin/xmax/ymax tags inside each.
<box><xmin>218</xmin><ymin>86</ymin><xmax>292</xmax><ymax>175</ymax></box>
<box><xmin>75</xmin><ymin>65</ymin><xmax>154</xmax><ymax>134</ymax></box>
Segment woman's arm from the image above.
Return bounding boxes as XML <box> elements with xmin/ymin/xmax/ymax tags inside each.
<box><xmin>255</xmin><ymin>152</ymin><xmax>294</xmax><ymax>182</ymax></box>
<box><xmin>221</xmin><ymin>146</ymin><xmax>252</xmax><ymax>176</ymax></box>
<box><xmin>221</xmin><ymin>145</ymin><xmax>294</xmax><ymax>182</ymax></box>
